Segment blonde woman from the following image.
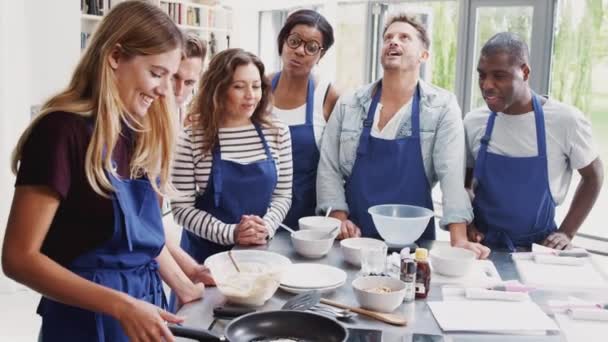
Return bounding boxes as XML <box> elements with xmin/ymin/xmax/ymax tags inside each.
<box><xmin>2</xmin><ymin>2</ymin><xmax>203</xmax><ymax>341</ymax></box>
<box><xmin>171</xmin><ymin>49</ymin><xmax>292</xmax><ymax>263</ymax></box>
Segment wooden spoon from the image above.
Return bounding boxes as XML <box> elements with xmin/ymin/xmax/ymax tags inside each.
<box><xmin>320</xmin><ymin>298</ymin><xmax>407</xmax><ymax>326</ymax></box>
<box><xmin>228</xmin><ymin>250</ymin><xmax>241</xmax><ymax>273</ymax></box>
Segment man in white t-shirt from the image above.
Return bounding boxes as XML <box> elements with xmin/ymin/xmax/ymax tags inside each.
<box><xmin>459</xmin><ymin>32</ymin><xmax>604</xmax><ymax>252</ymax></box>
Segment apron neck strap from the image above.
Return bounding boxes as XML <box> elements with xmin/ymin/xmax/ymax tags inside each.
<box><xmin>480</xmin><ymin>92</ymin><xmax>547</xmax><ymax>157</ymax></box>
<box><xmin>357</xmin><ymin>81</ymin><xmax>421</xmax><ymax>155</ymax></box>
<box><xmin>271</xmin><ymin>72</ymin><xmax>315</xmax><ymax>125</ymax></box>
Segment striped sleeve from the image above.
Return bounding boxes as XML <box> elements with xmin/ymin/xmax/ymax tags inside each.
<box><xmin>262</xmin><ymin>119</ymin><xmax>293</xmax><ymax>237</ymax></box>
<box><xmin>170</xmin><ymin>128</ymin><xmax>237</xmax><ymax>245</ymax></box>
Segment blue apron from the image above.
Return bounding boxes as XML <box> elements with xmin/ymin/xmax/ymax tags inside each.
<box><xmin>169</xmin><ymin>124</ymin><xmax>277</xmax><ymax>311</ymax></box>
<box><xmin>271</xmin><ymin>73</ymin><xmax>319</xmax><ymax>228</ymax></box>
<box><xmin>472</xmin><ymin>94</ymin><xmax>557</xmax><ymax>251</ymax></box>
<box><xmin>37</xmin><ymin>161</ymin><xmax>166</xmax><ymax>341</ymax></box>
<box><xmin>345</xmin><ymin>81</ymin><xmax>435</xmax><ymax>241</ymax></box>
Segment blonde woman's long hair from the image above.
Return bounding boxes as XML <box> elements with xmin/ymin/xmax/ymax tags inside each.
<box><xmin>11</xmin><ymin>0</ymin><xmax>183</xmax><ymax>197</ymax></box>
<box><xmin>190</xmin><ymin>48</ymin><xmax>273</xmax><ymax>155</ymax></box>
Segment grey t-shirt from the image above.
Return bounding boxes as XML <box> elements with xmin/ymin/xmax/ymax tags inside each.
<box><xmin>464</xmin><ymin>98</ymin><xmax>597</xmax><ymax>205</ymax></box>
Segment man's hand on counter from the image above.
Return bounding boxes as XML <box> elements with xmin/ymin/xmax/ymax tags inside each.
<box><xmin>330</xmin><ymin>210</ymin><xmax>362</xmax><ymax>240</ymax></box>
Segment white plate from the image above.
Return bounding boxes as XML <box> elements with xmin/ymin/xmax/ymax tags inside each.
<box><xmin>281</xmin><ymin>263</ymin><xmax>347</xmax><ymax>289</ymax></box>
<box><xmin>279</xmin><ymin>280</ymin><xmax>345</xmax><ymax>294</ymax></box>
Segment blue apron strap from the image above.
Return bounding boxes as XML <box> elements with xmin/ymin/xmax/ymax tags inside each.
<box><xmin>357</xmin><ymin>81</ymin><xmax>382</xmax><ymax>156</ymax></box>
<box><xmin>271</xmin><ymin>72</ymin><xmax>315</xmax><ymax>126</ymax></box>
<box><xmin>531</xmin><ymin>93</ymin><xmax>547</xmax><ymax>158</ymax></box>
<box><xmin>253</xmin><ymin>123</ymin><xmax>273</xmax><ymax>160</ymax></box>
<box><xmin>305</xmin><ymin>77</ymin><xmax>314</xmax><ymax>125</ymax></box>
<box><xmin>212</xmin><ymin>142</ymin><xmax>223</xmax><ymax>208</ymax></box>
<box><xmin>473</xmin><ymin>112</ymin><xmax>497</xmax><ymax>180</ymax></box>
<box><xmin>410</xmin><ymin>85</ymin><xmax>421</xmax><ymax>138</ymax></box>
<box><xmin>271</xmin><ymin>72</ymin><xmax>280</xmax><ymax>91</ymax></box>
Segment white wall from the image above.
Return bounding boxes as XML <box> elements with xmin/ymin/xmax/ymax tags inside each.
<box><xmin>0</xmin><ymin>0</ymin><xmax>79</xmax><ymax>293</ymax></box>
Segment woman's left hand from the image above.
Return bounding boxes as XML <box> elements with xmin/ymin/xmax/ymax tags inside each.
<box><xmin>189</xmin><ymin>265</ymin><xmax>215</xmax><ymax>286</ymax></box>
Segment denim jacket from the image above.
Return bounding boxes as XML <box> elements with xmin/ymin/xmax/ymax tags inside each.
<box><xmin>316</xmin><ymin>79</ymin><xmax>473</xmax><ymax>229</ymax></box>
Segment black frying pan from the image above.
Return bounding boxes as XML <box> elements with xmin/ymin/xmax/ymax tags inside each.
<box><xmin>169</xmin><ymin>310</ymin><xmax>348</xmax><ymax>342</ymax></box>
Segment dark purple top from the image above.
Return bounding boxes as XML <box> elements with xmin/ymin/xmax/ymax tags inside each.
<box><xmin>16</xmin><ymin>111</ymin><xmax>134</xmax><ymax>266</ymax></box>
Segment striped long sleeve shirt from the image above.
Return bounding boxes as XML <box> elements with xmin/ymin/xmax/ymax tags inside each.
<box><xmin>171</xmin><ymin>118</ymin><xmax>293</xmax><ymax>245</ymax></box>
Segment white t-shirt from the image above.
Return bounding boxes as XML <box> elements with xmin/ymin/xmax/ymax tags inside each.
<box><xmin>272</xmin><ymin>78</ymin><xmax>330</xmax><ymax>147</ymax></box>
<box><xmin>371</xmin><ymin>99</ymin><xmax>413</xmax><ymax>139</ymax></box>
<box><xmin>464</xmin><ymin>98</ymin><xmax>597</xmax><ymax>205</ymax></box>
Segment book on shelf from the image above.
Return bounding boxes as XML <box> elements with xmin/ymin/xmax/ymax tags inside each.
<box><xmin>81</xmin><ymin>32</ymin><xmax>92</xmax><ymax>50</ymax></box>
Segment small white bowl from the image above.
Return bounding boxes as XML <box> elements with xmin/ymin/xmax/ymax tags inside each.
<box><xmin>340</xmin><ymin>238</ymin><xmax>387</xmax><ymax>267</ymax></box>
<box><xmin>291</xmin><ymin>230</ymin><xmax>337</xmax><ymax>259</ymax></box>
<box><xmin>352</xmin><ymin>276</ymin><xmax>407</xmax><ymax>312</ymax></box>
<box><xmin>298</xmin><ymin>216</ymin><xmax>341</xmax><ymax>234</ymax></box>
<box><xmin>430</xmin><ymin>246</ymin><xmax>476</xmax><ymax>277</ymax></box>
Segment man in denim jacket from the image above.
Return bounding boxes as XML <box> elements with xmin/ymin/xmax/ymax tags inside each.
<box><xmin>317</xmin><ymin>13</ymin><xmax>490</xmax><ymax>258</ymax></box>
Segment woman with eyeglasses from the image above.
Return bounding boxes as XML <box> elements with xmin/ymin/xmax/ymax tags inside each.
<box><xmin>270</xmin><ymin>9</ymin><xmax>339</xmax><ymax>228</ymax></box>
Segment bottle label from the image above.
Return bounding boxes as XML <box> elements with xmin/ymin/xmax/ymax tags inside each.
<box><xmin>415</xmin><ymin>283</ymin><xmax>426</xmax><ymax>294</ymax></box>
<box><xmin>404</xmin><ymin>283</ymin><xmax>415</xmax><ymax>301</ymax></box>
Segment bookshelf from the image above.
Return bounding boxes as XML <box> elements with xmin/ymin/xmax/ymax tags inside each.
<box><xmin>80</xmin><ymin>0</ymin><xmax>233</xmax><ymax>56</ymax></box>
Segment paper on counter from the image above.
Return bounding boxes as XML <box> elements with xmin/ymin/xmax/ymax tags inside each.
<box><xmin>555</xmin><ymin>313</ymin><xmax>608</xmax><ymax>342</ymax></box>
<box><xmin>428</xmin><ymin>301</ymin><xmax>559</xmax><ymax>334</ymax></box>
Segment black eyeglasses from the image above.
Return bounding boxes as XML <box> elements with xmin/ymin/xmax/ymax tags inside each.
<box><xmin>285</xmin><ymin>33</ymin><xmax>323</xmax><ymax>56</ymax></box>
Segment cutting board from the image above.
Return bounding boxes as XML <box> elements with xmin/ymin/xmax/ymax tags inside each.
<box><xmin>431</xmin><ymin>259</ymin><xmax>502</xmax><ymax>288</ymax></box>
<box><xmin>428</xmin><ymin>301</ymin><xmax>559</xmax><ymax>334</ymax></box>
<box><xmin>514</xmin><ymin>257</ymin><xmax>608</xmax><ymax>291</ymax></box>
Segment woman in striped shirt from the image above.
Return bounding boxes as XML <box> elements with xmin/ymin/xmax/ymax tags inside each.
<box><xmin>170</xmin><ymin>48</ymin><xmax>293</xmax><ymax>264</ymax></box>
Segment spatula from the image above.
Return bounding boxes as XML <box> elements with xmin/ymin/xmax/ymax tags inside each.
<box><xmin>281</xmin><ymin>290</ymin><xmax>321</xmax><ymax>311</ymax></box>
<box><xmin>320</xmin><ymin>298</ymin><xmax>408</xmax><ymax>326</ymax></box>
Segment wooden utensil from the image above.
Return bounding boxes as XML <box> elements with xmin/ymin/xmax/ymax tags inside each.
<box><xmin>228</xmin><ymin>250</ymin><xmax>241</xmax><ymax>273</ymax></box>
<box><xmin>320</xmin><ymin>298</ymin><xmax>407</xmax><ymax>326</ymax></box>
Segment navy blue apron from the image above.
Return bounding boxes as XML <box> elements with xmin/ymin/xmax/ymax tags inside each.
<box><xmin>38</xmin><ymin>158</ymin><xmax>166</xmax><ymax>341</ymax></box>
<box><xmin>271</xmin><ymin>73</ymin><xmax>319</xmax><ymax>228</ymax></box>
<box><xmin>170</xmin><ymin>124</ymin><xmax>277</xmax><ymax>311</ymax></box>
<box><xmin>472</xmin><ymin>94</ymin><xmax>557</xmax><ymax>251</ymax></box>
<box><xmin>345</xmin><ymin>81</ymin><xmax>435</xmax><ymax>241</ymax></box>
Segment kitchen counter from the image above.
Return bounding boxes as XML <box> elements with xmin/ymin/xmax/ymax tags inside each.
<box><xmin>177</xmin><ymin>232</ymin><xmax>607</xmax><ymax>341</ymax></box>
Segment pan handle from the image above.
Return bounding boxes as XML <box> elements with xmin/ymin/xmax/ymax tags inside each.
<box><xmin>169</xmin><ymin>325</ymin><xmax>223</xmax><ymax>342</ymax></box>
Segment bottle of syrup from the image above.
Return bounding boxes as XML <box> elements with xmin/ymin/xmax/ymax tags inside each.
<box><xmin>414</xmin><ymin>248</ymin><xmax>431</xmax><ymax>299</ymax></box>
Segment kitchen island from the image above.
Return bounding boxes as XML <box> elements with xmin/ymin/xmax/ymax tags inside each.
<box><xmin>177</xmin><ymin>231</ymin><xmax>607</xmax><ymax>341</ymax></box>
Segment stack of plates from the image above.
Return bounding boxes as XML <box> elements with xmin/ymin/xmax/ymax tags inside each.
<box><xmin>280</xmin><ymin>263</ymin><xmax>347</xmax><ymax>294</ymax></box>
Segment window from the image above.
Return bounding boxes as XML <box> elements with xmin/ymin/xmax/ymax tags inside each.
<box><xmin>550</xmin><ymin>0</ymin><xmax>608</xmax><ymax>241</ymax></box>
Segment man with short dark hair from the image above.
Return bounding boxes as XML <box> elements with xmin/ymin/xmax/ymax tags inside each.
<box><xmin>317</xmin><ymin>14</ymin><xmax>488</xmax><ymax>257</ymax></box>
<box><xmin>461</xmin><ymin>32</ymin><xmax>604</xmax><ymax>252</ymax></box>
<box><xmin>173</xmin><ymin>33</ymin><xmax>207</xmax><ymax>125</ymax></box>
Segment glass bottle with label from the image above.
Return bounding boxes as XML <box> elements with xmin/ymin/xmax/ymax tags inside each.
<box><xmin>414</xmin><ymin>248</ymin><xmax>431</xmax><ymax>299</ymax></box>
<box><xmin>400</xmin><ymin>247</ymin><xmax>417</xmax><ymax>303</ymax></box>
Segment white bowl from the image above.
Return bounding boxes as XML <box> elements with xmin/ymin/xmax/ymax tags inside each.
<box><xmin>298</xmin><ymin>216</ymin><xmax>342</xmax><ymax>234</ymax></box>
<box><xmin>352</xmin><ymin>276</ymin><xmax>407</xmax><ymax>313</ymax></box>
<box><xmin>368</xmin><ymin>204</ymin><xmax>434</xmax><ymax>245</ymax></box>
<box><xmin>430</xmin><ymin>246</ymin><xmax>476</xmax><ymax>277</ymax></box>
<box><xmin>340</xmin><ymin>237</ymin><xmax>387</xmax><ymax>267</ymax></box>
<box><xmin>204</xmin><ymin>250</ymin><xmax>291</xmax><ymax>306</ymax></box>
<box><xmin>291</xmin><ymin>230</ymin><xmax>337</xmax><ymax>259</ymax></box>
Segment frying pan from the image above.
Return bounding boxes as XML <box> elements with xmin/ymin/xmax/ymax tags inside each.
<box><xmin>169</xmin><ymin>310</ymin><xmax>348</xmax><ymax>342</ymax></box>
